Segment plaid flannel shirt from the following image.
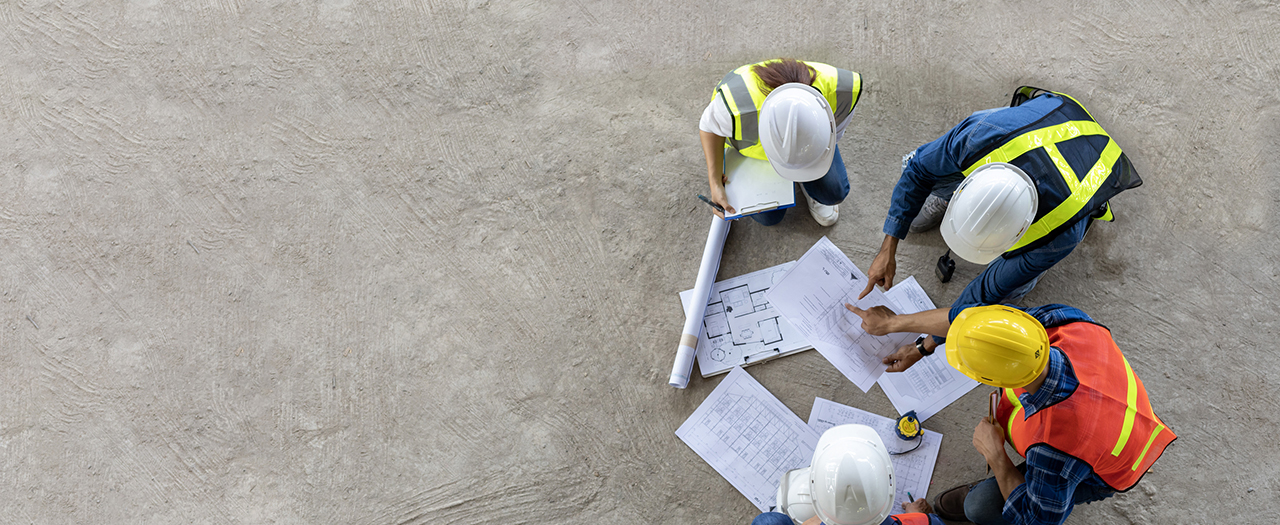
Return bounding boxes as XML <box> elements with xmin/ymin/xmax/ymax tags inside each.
<box><xmin>1000</xmin><ymin>304</ymin><xmax>1115</xmax><ymax>525</ymax></box>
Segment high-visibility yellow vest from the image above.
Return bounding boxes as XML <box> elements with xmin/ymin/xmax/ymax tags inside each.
<box><xmin>961</xmin><ymin>91</ymin><xmax>1142</xmax><ymax>256</ymax></box>
<box><xmin>713</xmin><ymin>60</ymin><xmax>861</xmax><ymax>160</ymax></box>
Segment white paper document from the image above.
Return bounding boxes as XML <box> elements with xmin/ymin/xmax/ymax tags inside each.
<box><xmin>676</xmin><ymin>367</ymin><xmax>819</xmax><ymax>512</ymax></box>
<box><xmin>722</xmin><ymin>148</ymin><xmax>796</xmax><ymax>220</ymax></box>
<box><xmin>679</xmin><ymin>261</ymin><xmax>813</xmax><ymax>377</ymax></box>
<box><xmin>766</xmin><ymin>237</ymin><xmax>918</xmax><ymax>392</ymax></box>
<box><xmin>882</xmin><ymin>276</ymin><xmax>936</xmax><ymax>314</ymax></box>
<box><xmin>807</xmin><ymin>397</ymin><xmax>942</xmax><ymax>513</ymax></box>
<box><xmin>878</xmin><ymin>277</ymin><xmax>981</xmax><ymax>422</ymax></box>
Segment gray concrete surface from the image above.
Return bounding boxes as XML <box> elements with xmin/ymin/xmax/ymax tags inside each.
<box><xmin>1</xmin><ymin>0</ymin><xmax>1277</xmax><ymax>523</ymax></box>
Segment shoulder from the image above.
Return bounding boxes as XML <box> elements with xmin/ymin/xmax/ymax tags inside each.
<box><xmin>1021</xmin><ymin>304</ymin><xmax>1096</xmax><ymax>328</ymax></box>
<box><xmin>718</xmin><ymin>63</ymin><xmax>757</xmax><ymax>84</ymax></box>
<box><xmin>800</xmin><ymin>60</ymin><xmax>858</xmax><ymax>78</ymax></box>
<box><xmin>951</xmin><ymin>94</ymin><xmax>1062</xmax><ymax>136</ymax></box>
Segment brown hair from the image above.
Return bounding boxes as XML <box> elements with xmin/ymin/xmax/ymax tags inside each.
<box><xmin>751</xmin><ymin>58</ymin><xmax>816</xmax><ymax>94</ymax></box>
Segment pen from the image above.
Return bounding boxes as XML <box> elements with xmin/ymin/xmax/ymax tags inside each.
<box><xmin>697</xmin><ymin>194</ymin><xmax>725</xmax><ymax>214</ymax></box>
<box><xmin>907</xmin><ymin>492</ymin><xmax>914</xmax><ymax>502</ymax></box>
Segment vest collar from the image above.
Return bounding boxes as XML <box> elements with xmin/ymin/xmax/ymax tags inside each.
<box><xmin>1018</xmin><ymin>347</ymin><xmax>1078</xmax><ymax>418</ymax></box>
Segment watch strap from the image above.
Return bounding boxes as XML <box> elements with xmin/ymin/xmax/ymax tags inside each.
<box><xmin>915</xmin><ymin>334</ymin><xmax>934</xmax><ymax>356</ymax></box>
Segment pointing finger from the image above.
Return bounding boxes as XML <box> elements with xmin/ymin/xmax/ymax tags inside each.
<box><xmin>857</xmin><ymin>279</ymin><xmax>875</xmax><ymax>300</ymax></box>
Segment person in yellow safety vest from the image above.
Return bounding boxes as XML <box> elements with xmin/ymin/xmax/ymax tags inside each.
<box><xmin>699</xmin><ymin>59</ymin><xmax>862</xmax><ymax>227</ymax></box>
<box><xmin>853</xmin><ymin>88</ymin><xmax>1142</xmax><ymax>373</ymax></box>
<box><xmin>846</xmin><ymin>303</ymin><xmax>1174</xmax><ymax>525</ymax></box>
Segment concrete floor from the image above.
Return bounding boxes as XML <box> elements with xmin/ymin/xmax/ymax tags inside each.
<box><xmin>1</xmin><ymin>0</ymin><xmax>1277</xmax><ymax>523</ymax></box>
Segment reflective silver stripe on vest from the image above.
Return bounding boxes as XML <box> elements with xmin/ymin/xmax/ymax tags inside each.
<box><xmin>833</xmin><ymin>69</ymin><xmax>854</xmax><ymax>123</ymax></box>
<box><xmin>717</xmin><ymin>71</ymin><xmax>757</xmax><ymax>149</ymax></box>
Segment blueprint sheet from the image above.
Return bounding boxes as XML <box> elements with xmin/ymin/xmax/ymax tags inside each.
<box><xmin>679</xmin><ymin>261</ymin><xmax>813</xmax><ymax>377</ymax></box>
<box><xmin>807</xmin><ymin>397</ymin><xmax>942</xmax><ymax>513</ymax></box>
<box><xmin>676</xmin><ymin>367</ymin><xmax>819</xmax><ymax>512</ymax></box>
<box><xmin>878</xmin><ymin>277</ymin><xmax>981</xmax><ymax>422</ymax></box>
<box><xmin>766</xmin><ymin>237</ymin><xmax>918</xmax><ymax>392</ymax></box>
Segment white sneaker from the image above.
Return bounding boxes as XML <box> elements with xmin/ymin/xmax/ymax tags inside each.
<box><xmin>802</xmin><ymin>186</ymin><xmax>839</xmax><ymax>227</ymax></box>
<box><xmin>909</xmin><ymin>194</ymin><xmax>948</xmax><ymax>233</ymax></box>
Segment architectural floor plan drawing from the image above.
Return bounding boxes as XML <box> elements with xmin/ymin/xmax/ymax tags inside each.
<box><xmin>679</xmin><ymin>261</ymin><xmax>812</xmax><ymax>377</ymax></box>
<box><xmin>807</xmin><ymin>397</ymin><xmax>942</xmax><ymax>514</ymax></box>
<box><xmin>878</xmin><ymin>277</ymin><xmax>981</xmax><ymax>422</ymax></box>
<box><xmin>766</xmin><ymin>237</ymin><xmax>918</xmax><ymax>392</ymax></box>
<box><xmin>676</xmin><ymin>367</ymin><xmax>820</xmax><ymax>512</ymax></box>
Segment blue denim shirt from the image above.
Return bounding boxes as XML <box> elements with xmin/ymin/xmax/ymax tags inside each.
<box><xmin>1000</xmin><ymin>304</ymin><xmax>1115</xmax><ymax>525</ymax></box>
<box><xmin>882</xmin><ymin>95</ymin><xmax>1063</xmax><ymax>239</ymax></box>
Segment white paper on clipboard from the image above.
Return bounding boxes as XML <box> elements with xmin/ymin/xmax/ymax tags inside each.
<box><xmin>722</xmin><ymin>148</ymin><xmax>795</xmax><ymax>219</ymax></box>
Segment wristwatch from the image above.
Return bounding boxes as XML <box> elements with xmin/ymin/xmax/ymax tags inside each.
<box><xmin>915</xmin><ymin>334</ymin><xmax>934</xmax><ymax>357</ymax></box>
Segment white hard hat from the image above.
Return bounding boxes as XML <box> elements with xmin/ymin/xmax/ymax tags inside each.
<box><xmin>776</xmin><ymin>467</ymin><xmax>818</xmax><ymax>524</ymax></box>
<box><xmin>776</xmin><ymin>424</ymin><xmax>894</xmax><ymax>525</ymax></box>
<box><xmin>940</xmin><ymin>162</ymin><xmax>1039</xmax><ymax>265</ymax></box>
<box><xmin>758</xmin><ymin>83</ymin><xmax>837</xmax><ymax>182</ymax></box>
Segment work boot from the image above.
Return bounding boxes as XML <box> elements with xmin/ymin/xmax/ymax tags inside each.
<box><xmin>932</xmin><ymin>482</ymin><xmax>976</xmax><ymax>522</ymax></box>
<box><xmin>909</xmin><ymin>194</ymin><xmax>949</xmax><ymax>233</ymax></box>
<box><xmin>802</xmin><ymin>186</ymin><xmax>839</xmax><ymax>227</ymax></box>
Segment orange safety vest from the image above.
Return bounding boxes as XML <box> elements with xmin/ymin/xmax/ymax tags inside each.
<box><xmin>889</xmin><ymin>512</ymin><xmax>931</xmax><ymax>525</ymax></box>
<box><xmin>995</xmin><ymin>321</ymin><xmax>1175</xmax><ymax>491</ymax></box>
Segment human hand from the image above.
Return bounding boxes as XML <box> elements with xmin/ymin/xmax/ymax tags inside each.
<box><xmin>882</xmin><ymin>343</ymin><xmax>924</xmax><ymax>372</ymax></box>
<box><xmin>859</xmin><ymin>244</ymin><xmax>897</xmax><ymax>299</ymax></box>
<box><xmin>709</xmin><ymin>183</ymin><xmax>735</xmax><ymax>218</ymax></box>
<box><xmin>901</xmin><ymin>498</ymin><xmax>933</xmax><ymax>514</ymax></box>
<box><xmin>972</xmin><ymin>416</ymin><xmax>1007</xmax><ymax>463</ymax></box>
<box><xmin>845</xmin><ymin>305</ymin><xmax>897</xmax><ymax>336</ymax></box>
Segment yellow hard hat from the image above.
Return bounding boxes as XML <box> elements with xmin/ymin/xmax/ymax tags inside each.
<box><xmin>945</xmin><ymin>305</ymin><xmax>1050</xmax><ymax>388</ymax></box>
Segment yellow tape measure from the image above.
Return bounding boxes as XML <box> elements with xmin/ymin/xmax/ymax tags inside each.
<box><xmin>896</xmin><ymin>410</ymin><xmax>922</xmax><ymax>441</ymax></box>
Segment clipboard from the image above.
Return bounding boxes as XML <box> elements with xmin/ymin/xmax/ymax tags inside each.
<box><xmin>722</xmin><ymin>148</ymin><xmax>796</xmax><ymax>220</ymax></box>
<box><xmin>989</xmin><ymin>389</ymin><xmax>1000</xmax><ymax>420</ymax></box>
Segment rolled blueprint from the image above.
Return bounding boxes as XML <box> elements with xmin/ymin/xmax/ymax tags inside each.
<box><xmin>669</xmin><ymin>215</ymin><xmax>731</xmax><ymax>388</ymax></box>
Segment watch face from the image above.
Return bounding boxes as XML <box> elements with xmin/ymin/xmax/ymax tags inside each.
<box><xmin>915</xmin><ymin>336</ymin><xmax>931</xmax><ymax>356</ymax></box>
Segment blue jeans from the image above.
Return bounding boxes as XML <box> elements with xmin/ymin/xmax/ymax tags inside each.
<box><xmin>963</xmin><ymin>463</ymin><xmax>1115</xmax><ymax>525</ymax></box>
<box><xmin>929</xmin><ymin>175</ymin><xmax>963</xmax><ymax>201</ymax></box>
<box><xmin>947</xmin><ymin>217</ymin><xmax>1090</xmax><ymax>319</ymax></box>
<box><xmin>751</xmin><ymin>146</ymin><xmax>850</xmax><ymax>226</ymax></box>
<box><xmin>935</xmin><ymin>218</ymin><xmax>1089</xmax><ymax>345</ymax></box>
<box><xmin>751</xmin><ymin>511</ymin><xmax>900</xmax><ymax>525</ymax></box>
<box><xmin>751</xmin><ymin>512</ymin><xmax>794</xmax><ymax>525</ymax></box>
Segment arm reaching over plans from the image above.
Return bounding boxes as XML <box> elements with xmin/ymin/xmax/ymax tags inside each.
<box><xmin>845</xmin><ymin>305</ymin><xmax>950</xmax><ymax>372</ymax></box>
<box><xmin>860</xmin><ymin>235</ymin><xmax>899</xmax><ymax>299</ymax></box>
<box><xmin>845</xmin><ymin>305</ymin><xmax>950</xmax><ymax>337</ymax></box>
